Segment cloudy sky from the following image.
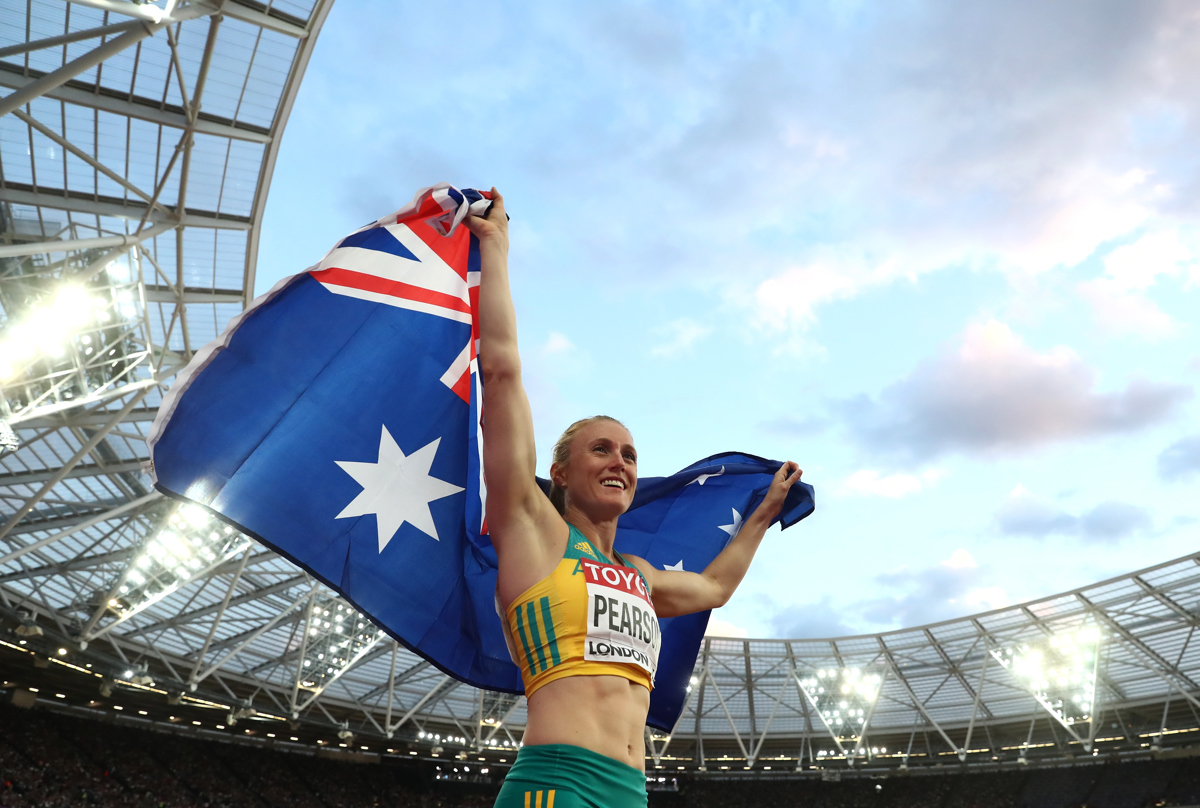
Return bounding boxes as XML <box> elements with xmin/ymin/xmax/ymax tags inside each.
<box><xmin>256</xmin><ymin>0</ymin><xmax>1200</xmax><ymax>639</ymax></box>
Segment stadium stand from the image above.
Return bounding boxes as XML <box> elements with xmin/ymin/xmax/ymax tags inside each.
<box><xmin>3</xmin><ymin>702</ymin><xmax>1200</xmax><ymax>808</ymax></box>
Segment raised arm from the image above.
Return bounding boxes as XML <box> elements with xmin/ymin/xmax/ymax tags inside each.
<box><xmin>466</xmin><ymin>192</ymin><xmax>561</xmax><ymax>580</ymax></box>
<box><xmin>629</xmin><ymin>462</ymin><xmax>802</xmax><ymax>618</ymax></box>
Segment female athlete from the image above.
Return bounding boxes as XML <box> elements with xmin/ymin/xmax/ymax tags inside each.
<box><xmin>466</xmin><ymin>190</ymin><xmax>803</xmax><ymax>808</ymax></box>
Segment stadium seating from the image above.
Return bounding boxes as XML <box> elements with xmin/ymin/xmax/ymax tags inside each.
<box><xmin>3</xmin><ymin>702</ymin><xmax>1199</xmax><ymax>808</ymax></box>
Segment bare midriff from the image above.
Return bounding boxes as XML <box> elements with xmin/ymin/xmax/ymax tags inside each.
<box><xmin>522</xmin><ymin>673</ymin><xmax>650</xmax><ymax>771</ymax></box>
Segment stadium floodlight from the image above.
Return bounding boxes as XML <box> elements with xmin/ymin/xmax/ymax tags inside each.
<box><xmin>797</xmin><ymin>666</ymin><xmax>887</xmax><ymax>765</ymax></box>
<box><xmin>992</xmin><ymin>625</ymin><xmax>1103</xmax><ymax>748</ymax></box>
<box><xmin>84</xmin><ymin>505</ymin><xmax>252</xmax><ymax>641</ymax></box>
<box><xmin>290</xmin><ymin>597</ymin><xmax>387</xmax><ymax>714</ymax></box>
<box><xmin>0</xmin><ymin>419</ymin><xmax>17</xmax><ymax>453</ymax></box>
<box><xmin>15</xmin><ymin>610</ymin><xmax>44</xmax><ymax>637</ymax></box>
<box><xmin>0</xmin><ymin>252</ymin><xmax>154</xmax><ymax>427</ymax></box>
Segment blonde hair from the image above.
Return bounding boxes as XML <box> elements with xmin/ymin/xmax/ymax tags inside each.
<box><xmin>548</xmin><ymin>415</ymin><xmax>629</xmax><ymax>515</ymax></box>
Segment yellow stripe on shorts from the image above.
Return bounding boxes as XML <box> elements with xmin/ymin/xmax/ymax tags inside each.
<box><xmin>522</xmin><ymin>790</ymin><xmax>556</xmax><ymax>808</ymax></box>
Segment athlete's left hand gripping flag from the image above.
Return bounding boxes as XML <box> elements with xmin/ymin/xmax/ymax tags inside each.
<box><xmin>148</xmin><ymin>183</ymin><xmax>519</xmax><ymax>687</ymax></box>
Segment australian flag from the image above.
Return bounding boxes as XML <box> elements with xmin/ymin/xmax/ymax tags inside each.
<box><xmin>148</xmin><ymin>183</ymin><xmax>815</xmax><ymax>732</ymax></box>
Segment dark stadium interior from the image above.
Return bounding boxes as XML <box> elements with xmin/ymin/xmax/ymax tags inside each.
<box><xmin>4</xmin><ymin>700</ymin><xmax>1200</xmax><ymax>808</ymax></box>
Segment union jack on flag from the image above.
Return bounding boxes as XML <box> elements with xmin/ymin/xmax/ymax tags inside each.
<box><xmin>148</xmin><ymin>184</ymin><xmax>814</xmax><ymax>732</ymax></box>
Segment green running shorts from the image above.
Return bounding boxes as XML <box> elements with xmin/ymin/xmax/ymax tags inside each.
<box><xmin>491</xmin><ymin>743</ymin><xmax>647</xmax><ymax>808</ymax></box>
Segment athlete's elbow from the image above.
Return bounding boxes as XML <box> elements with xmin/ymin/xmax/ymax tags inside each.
<box><xmin>479</xmin><ymin>349</ymin><xmax>521</xmax><ymax>384</ymax></box>
<box><xmin>703</xmin><ymin>576</ymin><xmax>734</xmax><ymax>609</ymax></box>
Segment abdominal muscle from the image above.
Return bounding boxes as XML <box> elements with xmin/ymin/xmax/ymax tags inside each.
<box><xmin>522</xmin><ymin>673</ymin><xmax>650</xmax><ymax>771</ymax></box>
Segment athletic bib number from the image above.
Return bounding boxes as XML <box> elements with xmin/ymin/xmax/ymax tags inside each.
<box><xmin>581</xmin><ymin>560</ymin><xmax>660</xmax><ymax>681</ymax></box>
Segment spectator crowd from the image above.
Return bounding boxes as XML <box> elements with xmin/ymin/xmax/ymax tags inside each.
<box><xmin>2</xmin><ymin>702</ymin><xmax>1199</xmax><ymax>808</ymax></box>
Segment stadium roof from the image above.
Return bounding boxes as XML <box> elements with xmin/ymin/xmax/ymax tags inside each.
<box><xmin>3</xmin><ymin>0</ymin><xmax>1200</xmax><ymax>778</ymax></box>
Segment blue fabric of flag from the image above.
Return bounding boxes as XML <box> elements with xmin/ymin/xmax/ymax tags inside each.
<box><xmin>148</xmin><ymin>183</ymin><xmax>815</xmax><ymax>732</ymax></box>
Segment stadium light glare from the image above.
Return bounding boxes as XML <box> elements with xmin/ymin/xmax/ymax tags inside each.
<box><xmin>293</xmin><ymin>598</ymin><xmax>385</xmax><ymax>707</ymax></box>
<box><xmin>993</xmin><ymin>626</ymin><xmax>1103</xmax><ymax>732</ymax></box>
<box><xmin>105</xmin><ymin>507</ymin><xmax>252</xmax><ymax>624</ymax></box>
<box><xmin>799</xmin><ymin>666</ymin><xmax>886</xmax><ymax>762</ymax></box>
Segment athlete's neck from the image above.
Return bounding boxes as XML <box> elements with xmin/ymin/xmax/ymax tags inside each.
<box><xmin>564</xmin><ymin>509</ymin><xmax>619</xmax><ymax>560</ymax></box>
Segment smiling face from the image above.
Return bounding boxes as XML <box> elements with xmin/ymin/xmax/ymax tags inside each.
<box><xmin>550</xmin><ymin>420</ymin><xmax>638</xmax><ymax>522</ymax></box>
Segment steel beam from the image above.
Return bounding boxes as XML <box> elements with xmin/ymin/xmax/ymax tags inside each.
<box><xmin>0</xmin><ymin>21</ymin><xmax>143</xmax><ymax>60</ymax></box>
<box><xmin>0</xmin><ymin>545</ymin><xmax>136</xmax><ymax>583</ymax></box>
<box><xmin>143</xmin><ymin>286</ymin><xmax>245</xmax><ymax>305</ymax></box>
<box><xmin>357</xmin><ymin>658</ymin><xmax>431</xmax><ymax>703</ymax></box>
<box><xmin>0</xmin><ymin>17</ymin><xmax>173</xmax><ymax>118</ymax></box>
<box><xmin>0</xmin><ymin>222</ymin><xmax>175</xmax><ymax>259</ymax></box>
<box><xmin>0</xmin><ymin>461</ymin><xmax>145</xmax><ymax>489</ymax></box>
<box><xmin>0</xmin><ymin>185</ymin><xmax>251</xmax><ymax>231</ymax></box>
<box><xmin>123</xmin><ymin>574</ymin><xmax>306</xmax><ymax>637</ymax></box>
<box><xmin>191</xmin><ymin>590</ymin><xmax>311</xmax><ymax>683</ymax></box>
<box><xmin>294</xmin><ymin>634</ymin><xmax>387</xmax><ymax>713</ymax></box>
<box><xmin>0</xmin><ymin>64</ymin><xmax>271</xmax><ymax>144</ymax></box>
<box><xmin>11</xmin><ymin>108</ymin><xmax>165</xmax><ymax>211</ymax></box>
<box><xmin>84</xmin><ymin>538</ymin><xmax>253</xmax><ymax>641</ymax></box>
<box><xmin>960</xmin><ymin>649</ymin><xmax>990</xmax><ymax>760</ymax></box>
<box><xmin>704</xmin><ymin>666</ymin><xmax>750</xmax><ymax>762</ymax></box>
<box><xmin>241</xmin><ymin>0</ymin><xmax>334</xmax><ymax>304</ymax></box>
<box><xmin>791</xmin><ymin>669</ymin><xmax>849</xmax><ymax>758</ymax></box>
<box><xmin>877</xmin><ymin>637</ymin><xmax>960</xmax><ymax>754</ymax></box>
<box><xmin>0</xmin><ymin>387</ymin><xmax>153</xmax><ymax>541</ymax></box>
<box><xmin>694</xmin><ymin>641</ymin><xmax>709</xmax><ymax>769</ymax></box>
<box><xmin>220</xmin><ymin>0</ymin><xmax>310</xmax><ymax>38</ymax></box>
<box><xmin>289</xmin><ymin>592</ymin><xmax>319</xmax><ymax>714</ymax></box>
<box><xmin>746</xmin><ymin>671</ymin><xmax>789</xmax><ymax>767</ymax></box>
<box><xmin>201</xmin><ymin>609</ymin><xmax>305</xmax><ymax>656</ymax></box>
<box><xmin>0</xmin><ymin>491</ymin><xmax>159</xmax><ymax>567</ymax></box>
<box><xmin>187</xmin><ymin>548</ymin><xmax>252</xmax><ymax>685</ymax></box>
<box><xmin>63</xmin><ymin>0</ymin><xmax>175</xmax><ymax>24</ymax></box>
<box><xmin>1</xmin><ymin>505</ymin><xmax>131</xmax><ymax>536</ymax></box>
<box><xmin>16</xmin><ymin>409</ymin><xmax>159</xmax><ymax>429</ymax></box>
<box><xmin>387</xmin><ymin>675</ymin><xmax>453</xmax><ymax>734</ymax></box>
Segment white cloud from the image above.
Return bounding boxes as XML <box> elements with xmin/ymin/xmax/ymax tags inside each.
<box><xmin>705</xmin><ymin>616</ymin><xmax>749</xmax><ymax>638</ymax></box>
<box><xmin>1079</xmin><ymin>229</ymin><xmax>1194</xmax><ymax>338</ymax></box>
<box><xmin>541</xmin><ymin>332</ymin><xmax>575</xmax><ymax>356</ymax></box>
<box><xmin>650</xmin><ymin>318</ymin><xmax>711</xmax><ymax>358</ymax></box>
<box><xmin>1002</xmin><ymin>169</ymin><xmax>1153</xmax><ymax>275</ymax></box>
<box><xmin>754</xmin><ymin>263</ymin><xmax>865</xmax><ymax>331</ymax></box>
<box><xmin>842</xmin><ymin>320</ymin><xmax>1192</xmax><ymax>459</ymax></box>
<box><xmin>942</xmin><ymin>548</ymin><xmax>977</xmax><ymax>570</ymax></box>
<box><xmin>842</xmin><ymin>468</ymin><xmax>943</xmax><ymax>498</ymax></box>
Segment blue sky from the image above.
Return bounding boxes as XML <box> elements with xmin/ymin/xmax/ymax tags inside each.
<box><xmin>256</xmin><ymin>0</ymin><xmax>1200</xmax><ymax>639</ymax></box>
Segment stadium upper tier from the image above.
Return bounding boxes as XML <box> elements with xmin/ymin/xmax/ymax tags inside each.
<box><xmin>2</xmin><ymin>0</ymin><xmax>1199</xmax><ymax>778</ymax></box>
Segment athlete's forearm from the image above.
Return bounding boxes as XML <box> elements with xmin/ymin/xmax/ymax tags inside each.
<box><xmin>475</xmin><ymin>225</ymin><xmax>519</xmax><ymax>382</ymax></box>
<box><xmin>699</xmin><ymin>509</ymin><xmax>771</xmax><ymax>607</ymax></box>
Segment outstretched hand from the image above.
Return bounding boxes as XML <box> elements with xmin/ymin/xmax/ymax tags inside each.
<box><xmin>757</xmin><ymin>461</ymin><xmax>803</xmax><ymax>522</ymax></box>
<box><xmin>464</xmin><ymin>187</ymin><xmax>509</xmax><ymax>251</ymax></box>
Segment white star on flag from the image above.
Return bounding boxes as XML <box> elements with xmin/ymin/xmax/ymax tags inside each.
<box><xmin>718</xmin><ymin>508</ymin><xmax>743</xmax><ymax>538</ymax></box>
<box><xmin>335</xmin><ymin>426</ymin><xmax>464</xmax><ymax>552</ymax></box>
<box><xmin>687</xmin><ymin>466</ymin><xmax>725</xmax><ymax>486</ymax></box>
<box><xmin>664</xmin><ymin>560</ymin><xmax>685</xmax><ymax>571</ymax></box>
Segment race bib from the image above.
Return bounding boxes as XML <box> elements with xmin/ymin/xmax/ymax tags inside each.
<box><xmin>581</xmin><ymin>560</ymin><xmax>660</xmax><ymax>680</ymax></box>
